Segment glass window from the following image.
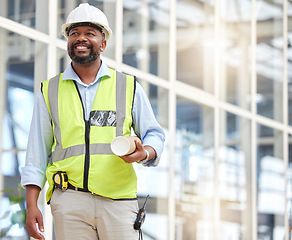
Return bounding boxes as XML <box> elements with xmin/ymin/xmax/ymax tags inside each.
<box><xmin>1</xmin><ymin>0</ymin><xmax>49</xmax><ymax>34</ymax></box>
<box><xmin>289</xmin><ymin>134</ymin><xmax>292</xmax><ymax>238</ymax></box>
<box><xmin>0</xmin><ymin>30</ymin><xmax>35</xmax><ymax>240</ymax></box>
<box><xmin>176</xmin><ymin>0</ymin><xmax>215</xmax><ymax>93</ymax></box>
<box><xmin>8</xmin><ymin>0</ymin><xmax>36</xmax><ymax>28</ymax></box>
<box><xmin>219</xmin><ymin>0</ymin><xmax>252</xmax><ymax>110</ymax></box>
<box><xmin>256</xmin><ymin>0</ymin><xmax>283</xmax><ymax>121</ymax></box>
<box><xmin>123</xmin><ymin>0</ymin><xmax>169</xmax><ymax>79</ymax></box>
<box><xmin>288</xmin><ymin>1</ymin><xmax>292</xmax><ymax>126</ymax></box>
<box><xmin>219</xmin><ymin>111</ymin><xmax>252</xmax><ymax>239</ymax></box>
<box><xmin>57</xmin><ymin>48</ymin><xmax>70</xmax><ymax>73</ymax></box>
<box><xmin>134</xmin><ymin>78</ymin><xmax>169</xmax><ymax>239</ymax></box>
<box><xmin>100</xmin><ymin>0</ymin><xmax>116</xmax><ymax>60</ymax></box>
<box><xmin>257</xmin><ymin>124</ymin><xmax>285</xmax><ymax>239</ymax></box>
<box><xmin>176</xmin><ymin>97</ymin><xmax>215</xmax><ymax>239</ymax></box>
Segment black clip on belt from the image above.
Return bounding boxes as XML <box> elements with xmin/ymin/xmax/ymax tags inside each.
<box><xmin>67</xmin><ymin>183</ymin><xmax>89</xmax><ymax>193</ymax></box>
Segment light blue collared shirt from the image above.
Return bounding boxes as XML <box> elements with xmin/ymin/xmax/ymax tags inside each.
<box><xmin>21</xmin><ymin>61</ymin><xmax>165</xmax><ymax>189</ymax></box>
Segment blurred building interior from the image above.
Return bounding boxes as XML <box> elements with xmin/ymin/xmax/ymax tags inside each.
<box><xmin>0</xmin><ymin>0</ymin><xmax>292</xmax><ymax>239</ymax></box>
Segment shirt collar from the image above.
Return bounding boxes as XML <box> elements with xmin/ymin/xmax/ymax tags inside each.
<box><xmin>62</xmin><ymin>60</ymin><xmax>111</xmax><ymax>86</ymax></box>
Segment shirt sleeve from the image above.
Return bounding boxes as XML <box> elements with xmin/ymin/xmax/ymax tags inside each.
<box><xmin>132</xmin><ymin>82</ymin><xmax>165</xmax><ymax>167</ymax></box>
<box><xmin>21</xmin><ymin>90</ymin><xmax>53</xmax><ymax>189</ymax></box>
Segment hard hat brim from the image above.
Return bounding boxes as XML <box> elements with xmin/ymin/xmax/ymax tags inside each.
<box><xmin>62</xmin><ymin>21</ymin><xmax>112</xmax><ymax>41</ymax></box>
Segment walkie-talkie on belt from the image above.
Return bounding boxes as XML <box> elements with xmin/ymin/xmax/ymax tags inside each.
<box><xmin>134</xmin><ymin>195</ymin><xmax>149</xmax><ymax>230</ymax></box>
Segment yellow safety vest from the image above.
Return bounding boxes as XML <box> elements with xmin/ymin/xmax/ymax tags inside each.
<box><xmin>42</xmin><ymin>69</ymin><xmax>137</xmax><ymax>203</ymax></box>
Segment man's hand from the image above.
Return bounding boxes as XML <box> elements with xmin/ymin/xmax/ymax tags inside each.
<box><xmin>119</xmin><ymin>139</ymin><xmax>155</xmax><ymax>163</ymax></box>
<box><xmin>25</xmin><ymin>185</ymin><xmax>45</xmax><ymax>240</ymax></box>
<box><xmin>26</xmin><ymin>206</ymin><xmax>45</xmax><ymax>239</ymax></box>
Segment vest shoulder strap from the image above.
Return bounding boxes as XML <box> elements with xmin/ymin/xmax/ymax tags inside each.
<box><xmin>41</xmin><ymin>73</ymin><xmax>61</xmax><ymax>118</ymax></box>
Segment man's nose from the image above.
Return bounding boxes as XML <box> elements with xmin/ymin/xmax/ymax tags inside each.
<box><xmin>76</xmin><ymin>33</ymin><xmax>87</xmax><ymax>42</ymax></box>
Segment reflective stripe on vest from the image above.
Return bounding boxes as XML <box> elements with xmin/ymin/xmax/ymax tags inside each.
<box><xmin>46</xmin><ymin>71</ymin><xmax>128</xmax><ymax>164</ymax></box>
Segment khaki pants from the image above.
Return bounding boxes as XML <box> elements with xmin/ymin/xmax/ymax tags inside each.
<box><xmin>50</xmin><ymin>188</ymin><xmax>139</xmax><ymax>240</ymax></box>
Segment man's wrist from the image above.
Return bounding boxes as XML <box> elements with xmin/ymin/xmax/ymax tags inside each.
<box><xmin>137</xmin><ymin>149</ymin><xmax>149</xmax><ymax>164</ymax></box>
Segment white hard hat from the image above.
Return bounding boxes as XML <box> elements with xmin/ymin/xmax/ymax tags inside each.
<box><xmin>62</xmin><ymin>3</ymin><xmax>112</xmax><ymax>41</ymax></box>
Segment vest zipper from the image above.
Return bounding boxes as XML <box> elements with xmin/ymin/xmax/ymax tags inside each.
<box><xmin>73</xmin><ymin>82</ymin><xmax>90</xmax><ymax>191</ymax></box>
<box><xmin>83</xmin><ymin>120</ymin><xmax>90</xmax><ymax>191</ymax></box>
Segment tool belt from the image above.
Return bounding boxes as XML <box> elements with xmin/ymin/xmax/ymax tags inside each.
<box><xmin>52</xmin><ymin>171</ymin><xmax>138</xmax><ymax>201</ymax></box>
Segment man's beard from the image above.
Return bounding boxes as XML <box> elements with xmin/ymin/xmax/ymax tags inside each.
<box><xmin>68</xmin><ymin>43</ymin><xmax>100</xmax><ymax>64</ymax></box>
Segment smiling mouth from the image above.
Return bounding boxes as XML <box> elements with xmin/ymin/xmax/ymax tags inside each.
<box><xmin>71</xmin><ymin>42</ymin><xmax>92</xmax><ymax>50</ymax></box>
<box><xmin>75</xmin><ymin>45</ymin><xmax>90</xmax><ymax>50</ymax></box>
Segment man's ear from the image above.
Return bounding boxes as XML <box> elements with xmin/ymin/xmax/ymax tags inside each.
<box><xmin>100</xmin><ymin>39</ymin><xmax>107</xmax><ymax>52</ymax></box>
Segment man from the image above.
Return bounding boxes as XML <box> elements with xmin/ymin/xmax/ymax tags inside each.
<box><xmin>21</xmin><ymin>3</ymin><xmax>165</xmax><ymax>240</ymax></box>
